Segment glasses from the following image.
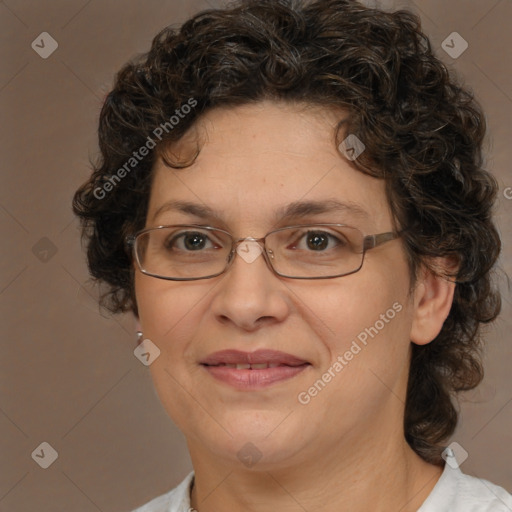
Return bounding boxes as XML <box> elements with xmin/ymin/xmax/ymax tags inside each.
<box><xmin>126</xmin><ymin>224</ymin><xmax>398</xmax><ymax>281</ymax></box>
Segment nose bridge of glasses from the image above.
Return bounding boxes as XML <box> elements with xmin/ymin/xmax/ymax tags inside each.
<box><xmin>233</xmin><ymin>237</ymin><xmax>266</xmax><ymax>265</ymax></box>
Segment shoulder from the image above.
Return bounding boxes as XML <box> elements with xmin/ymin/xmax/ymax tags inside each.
<box><xmin>130</xmin><ymin>472</ymin><xmax>194</xmax><ymax>512</ymax></box>
<box><xmin>419</xmin><ymin>464</ymin><xmax>512</xmax><ymax>512</ymax></box>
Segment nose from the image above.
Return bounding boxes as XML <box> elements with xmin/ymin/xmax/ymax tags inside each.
<box><xmin>209</xmin><ymin>239</ymin><xmax>290</xmax><ymax>332</ymax></box>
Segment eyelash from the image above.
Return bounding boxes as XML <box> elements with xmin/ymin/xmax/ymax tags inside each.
<box><xmin>164</xmin><ymin>229</ymin><xmax>347</xmax><ymax>252</ymax></box>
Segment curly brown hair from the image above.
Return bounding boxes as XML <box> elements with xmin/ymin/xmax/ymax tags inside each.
<box><xmin>72</xmin><ymin>0</ymin><xmax>502</xmax><ymax>464</ymax></box>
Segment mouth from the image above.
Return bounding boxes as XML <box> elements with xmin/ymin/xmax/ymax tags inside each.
<box><xmin>205</xmin><ymin>362</ymin><xmax>300</xmax><ymax>369</ymax></box>
<box><xmin>200</xmin><ymin>349</ymin><xmax>309</xmax><ymax>366</ymax></box>
<box><xmin>200</xmin><ymin>349</ymin><xmax>311</xmax><ymax>389</ymax></box>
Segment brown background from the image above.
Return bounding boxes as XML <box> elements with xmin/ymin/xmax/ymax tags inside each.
<box><xmin>1</xmin><ymin>0</ymin><xmax>511</xmax><ymax>510</ymax></box>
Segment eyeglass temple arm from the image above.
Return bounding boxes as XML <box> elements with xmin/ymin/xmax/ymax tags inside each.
<box><xmin>363</xmin><ymin>232</ymin><xmax>398</xmax><ymax>251</ymax></box>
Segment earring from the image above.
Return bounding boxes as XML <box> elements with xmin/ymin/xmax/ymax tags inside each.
<box><xmin>137</xmin><ymin>331</ymin><xmax>143</xmax><ymax>342</ymax></box>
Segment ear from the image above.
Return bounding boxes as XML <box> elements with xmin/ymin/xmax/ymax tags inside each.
<box><xmin>410</xmin><ymin>259</ymin><xmax>457</xmax><ymax>346</ymax></box>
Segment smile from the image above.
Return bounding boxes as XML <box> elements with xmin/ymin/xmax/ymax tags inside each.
<box><xmin>206</xmin><ymin>362</ymin><xmax>299</xmax><ymax>369</ymax></box>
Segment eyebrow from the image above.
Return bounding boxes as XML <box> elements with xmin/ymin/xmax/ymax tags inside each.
<box><xmin>275</xmin><ymin>199</ymin><xmax>369</xmax><ymax>222</ymax></box>
<box><xmin>151</xmin><ymin>199</ymin><xmax>369</xmax><ymax>225</ymax></box>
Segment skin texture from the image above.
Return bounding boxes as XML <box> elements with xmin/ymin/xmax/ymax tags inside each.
<box><xmin>134</xmin><ymin>101</ymin><xmax>455</xmax><ymax>512</ymax></box>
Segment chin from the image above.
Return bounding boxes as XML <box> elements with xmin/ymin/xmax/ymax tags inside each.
<box><xmin>207</xmin><ymin>432</ymin><xmax>307</xmax><ymax>471</ymax></box>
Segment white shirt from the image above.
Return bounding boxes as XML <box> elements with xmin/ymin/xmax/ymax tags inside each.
<box><xmin>132</xmin><ymin>463</ymin><xmax>512</xmax><ymax>512</ymax></box>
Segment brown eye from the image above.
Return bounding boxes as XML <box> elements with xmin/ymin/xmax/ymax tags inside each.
<box><xmin>306</xmin><ymin>232</ymin><xmax>330</xmax><ymax>251</ymax></box>
<box><xmin>183</xmin><ymin>233</ymin><xmax>208</xmax><ymax>250</ymax></box>
<box><xmin>294</xmin><ymin>230</ymin><xmax>344</xmax><ymax>251</ymax></box>
<box><xmin>166</xmin><ymin>231</ymin><xmax>214</xmax><ymax>251</ymax></box>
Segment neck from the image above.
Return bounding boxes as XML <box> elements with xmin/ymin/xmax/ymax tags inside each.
<box><xmin>188</xmin><ymin>427</ymin><xmax>443</xmax><ymax>512</ymax></box>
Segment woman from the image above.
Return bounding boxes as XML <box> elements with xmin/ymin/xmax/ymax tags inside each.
<box><xmin>73</xmin><ymin>0</ymin><xmax>512</xmax><ymax>510</ymax></box>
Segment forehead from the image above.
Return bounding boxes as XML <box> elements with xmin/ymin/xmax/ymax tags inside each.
<box><xmin>147</xmin><ymin>101</ymin><xmax>392</xmax><ymax>232</ymax></box>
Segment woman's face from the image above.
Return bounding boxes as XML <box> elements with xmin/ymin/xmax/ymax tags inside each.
<box><xmin>135</xmin><ymin>101</ymin><xmax>417</xmax><ymax>470</ymax></box>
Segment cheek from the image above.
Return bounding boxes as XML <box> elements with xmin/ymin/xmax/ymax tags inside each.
<box><xmin>135</xmin><ymin>275</ymin><xmax>213</xmax><ymax>426</ymax></box>
<box><xmin>134</xmin><ymin>274</ymin><xmax>228</xmax><ymax>373</ymax></box>
<box><xmin>134</xmin><ymin>275</ymin><xmax>213</xmax><ymax>395</ymax></box>
<box><xmin>302</xmin><ymin>258</ymin><xmax>414</xmax><ymax>399</ymax></box>
<box><xmin>297</xmin><ymin>266</ymin><xmax>410</xmax><ymax>349</ymax></box>
<box><xmin>292</xmin><ymin>278</ymin><xmax>413</xmax><ymax>431</ymax></box>
<box><xmin>135</xmin><ymin>273</ymin><xmax>207</xmax><ymax>340</ymax></box>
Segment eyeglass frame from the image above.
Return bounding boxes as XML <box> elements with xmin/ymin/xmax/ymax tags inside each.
<box><xmin>125</xmin><ymin>223</ymin><xmax>399</xmax><ymax>281</ymax></box>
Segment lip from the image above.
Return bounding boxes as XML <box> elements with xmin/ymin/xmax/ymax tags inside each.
<box><xmin>200</xmin><ymin>349</ymin><xmax>311</xmax><ymax>390</ymax></box>
<box><xmin>200</xmin><ymin>349</ymin><xmax>309</xmax><ymax>366</ymax></box>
